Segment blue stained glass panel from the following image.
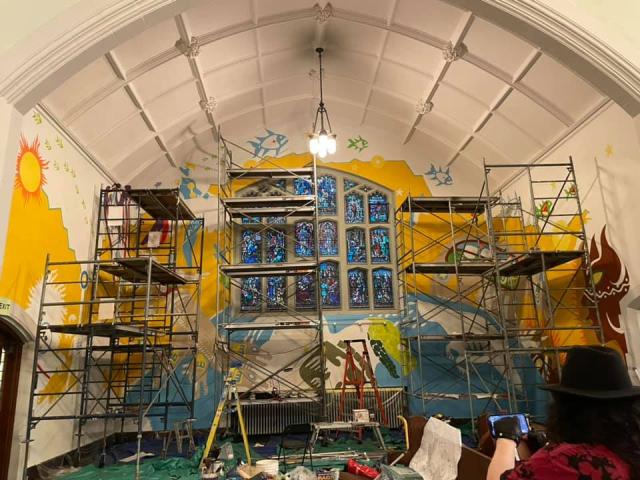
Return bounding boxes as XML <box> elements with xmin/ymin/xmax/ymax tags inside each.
<box><xmin>273</xmin><ymin>179</ymin><xmax>287</xmax><ymax>192</ymax></box>
<box><xmin>266</xmin><ymin>229</ymin><xmax>286</xmax><ymax>263</ymax></box>
<box><xmin>267</xmin><ymin>216</ymin><xmax>286</xmax><ymax>224</ymax></box>
<box><xmin>296</xmin><ymin>274</ymin><xmax>316</xmax><ymax>309</ymax></box>
<box><xmin>372</xmin><ymin>268</ymin><xmax>393</xmax><ymax>308</ymax></box>
<box><xmin>241</xmin><ymin>230</ymin><xmax>261</xmax><ymax>264</ymax></box>
<box><xmin>242</xmin><ymin>216</ymin><xmax>260</xmax><ymax>224</ymax></box>
<box><xmin>295</xmin><ymin>221</ymin><xmax>314</xmax><ymax>257</ymax></box>
<box><xmin>348</xmin><ymin>269</ymin><xmax>369</xmax><ymax>308</ymax></box>
<box><xmin>370</xmin><ymin>227</ymin><xmax>390</xmax><ymax>263</ymax></box>
<box><xmin>319</xmin><ymin>221</ymin><xmax>338</xmax><ymax>256</ymax></box>
<box><xmin>346</xmin><ymin>228</ymin><xmax>366</xmax><ymax>263</ymax></box>
<box><xmin>267</xmin><ymin>276</ymin><xmax>287</xmax><ymax>310</ymax></box>
<box><xmin>294</xmin><ymin>178</ymin><xmax>313</xmax><ymax>195</ymax></box>
<box><xmin>320</xmin><ymin>262</ymin><xmax>340</xmax><ymax>308</ymax></box>
<box><xmin>344</xmin><ymin>179</ymin><xmax>359</xmax><ymax>191</ymax></box>
<box><xmin>369</xmin><ymin>192</ymin><xmax>389</xmax><ymax>223</ymax></box>
<box><xmin>345</xmin><ymin>192</ymin><xmax>365</xmax><ymax>224</ymax></box>
<box><xmin>240</xmin><ymin>277</ymin><xmax>261</xmax><ymax>311</ymax></box>
<box><xmin>318</xmin><ymin>175</ymin><xmax>337</xmax><ymax>215</ymax></box>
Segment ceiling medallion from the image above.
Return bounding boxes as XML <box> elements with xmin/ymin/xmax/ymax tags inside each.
<box><xmin>175</xmin><ymin>36</ymin><xmax>200</xmax><ymax>59</ymax></box>
<box><xmin>416</xmin><ymin>100</ymin><xmax>434</xmax><ymax>115</ymax></box>
<box><xmin>313</xmin><ymin>2</ymin><xmax>334</xmax><ymax>23</ymax></box>
<box><xmin>443</xmin><ymin>41</ymin><xmax>467</xmax><ymax>62</ymax></box>
<box><xmin>199</xmin><ymin>97</ymin><xmax>217</xmax><ymax>114</ymax></box>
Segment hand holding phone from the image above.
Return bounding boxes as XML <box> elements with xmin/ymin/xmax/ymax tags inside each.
<box><xmin>487</xmin><ymin>414</ymin><xmax>530</xmax><ymax>445</ymax></box>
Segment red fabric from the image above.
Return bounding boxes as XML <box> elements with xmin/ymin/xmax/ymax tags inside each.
<box><xmin>501</xmin><ymin>443</ymin><xmax>630</xmax><ymax>480</ymax></box>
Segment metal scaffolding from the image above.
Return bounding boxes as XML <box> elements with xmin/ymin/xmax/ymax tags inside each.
<box><xmin>23</xmin><ymin>187</ymin><xmax>203</xmax><ymax>479</ymax></box>
<box><xmin>215</xmin><ymin>134</ymin><xmax>326</xmax><ymax>421</ymax></box>
<box><xmin>396</xmin><ymin>159</ymin><xmax>602</xmax><ymax>428</ymax></box>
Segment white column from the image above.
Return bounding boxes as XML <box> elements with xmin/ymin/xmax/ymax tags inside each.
<box><xmin>0</xmin><ymin>97</ymin><xmax>23</xmax><ymax>277</ymax></box>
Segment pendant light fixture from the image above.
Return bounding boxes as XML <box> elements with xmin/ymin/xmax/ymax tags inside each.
<box><xmin>308</xmin><ymin>47</ymin><xmax>337</xmax><ymax>158</ymax></box>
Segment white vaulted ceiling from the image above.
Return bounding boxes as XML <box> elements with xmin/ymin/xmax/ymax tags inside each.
<box><xmin>40</xmin><ymin>0</ymin><xmax>611</xmax><ymax>186</ymax></box>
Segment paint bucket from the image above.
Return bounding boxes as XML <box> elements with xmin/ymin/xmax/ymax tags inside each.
<box><xmin>256</xmin><ymin>459</ymin><xmax>280</xmax><ymax>477</ymax></box>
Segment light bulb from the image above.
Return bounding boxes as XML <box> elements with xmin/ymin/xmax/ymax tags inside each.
<box><xmin>318</xmin><ymin>142</ymin><xmax>328</xmax><ymax>158</ymax></box>
<box><xmin>328</xmin><ymin>135</ymin><xmax>337</xmax><ymax>154</ymax></box>
<box><xmin>319</xmin><ymin>130</ymin><xmax>328</xmax><ymax>146</ymax></box>
<box><xmin>309</xmin><ymin>137</ymin><xmax>319</xmax><ymax>154</ymax></box>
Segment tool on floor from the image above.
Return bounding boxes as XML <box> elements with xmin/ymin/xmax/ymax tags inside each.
<box><xmin>201</xmin><ymin>368</ymin><xmax>251</xmax><ymax>468</ymax></box>
<box><xmin>339</xmin><ymin>339</ymin><xmax>387</xmax><ymax>425</ymax></box>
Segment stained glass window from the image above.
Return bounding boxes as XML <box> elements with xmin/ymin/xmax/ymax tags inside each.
<box><xmin>266</xmin><ymin>229</ymin><xmax>286</xmax><ymax>263</ymax></box>
<box><xmin>241</xmin><ymin>230</ymin><xmax>261</xmax><ymax>264</ymax></box>
<box><xmin>345</xmin><ymin>192</ymin><xmax>365</xmax><ymax>224</ymax></box>
<box><xmin>294</xmin><ymin>178</ymin><xmax>313</xmax><ymax>195</ymax></box>
<box><xmin>320</xmin><ymin>261</ymin><xmax>340</xmax><ymax>308</ymax></box>
<box><xmin>346</xmin><ymin>228</ymin><xmax>366</xmax><ymax>263</ymax></box>
<box><xmin>296</xmin><ymin>274</ymin><xmax>316</xmax><ymax>309</ymax></box>
<box><xmin>273</xmin><ymin>179</ymin><xmax>287</xmax><ymax>193</ymax></box>
<box><xmin>241</xmin><ymin>216</ymin><xmax>260</xmax><ymax>224</ymax></box>
<box><xmin>267</xmin><ymin>216</ymin><xmax>286</xmax><ymax>224</ymax></box>
<box><xmin>368</xmin><ymin>192</ymin><xmax>389</xmax><ymax>223</ymax></box>
<box><xmin>240</xmin><ymin>277</ymin><xmax>261</xmax><ymax>311</ymax></box>
<box><xmin>319</xmin><ymin>221</ymin><xmax>338</xmax><ymax>256</ymax></box>
<box><xmin>348</xmin><ymin>268</ymin><xmax>369</xmax><ymax>308</ymax></box>
<box><xmin>344</xmin><ymin>179</ymin><xmax>359</xmax><ymax>191</ymax></box>
<box><xmin>372</xmin><ymin>268</ymin><xmax>393</xmax><ymax>308</ymax></box>
<box><xmin>295</xmin><ymin>221</ymin><xmax>314</xmax><ymax>257</ymax></box>
<box><xmin>318</xmin><ymin>175</ymin><xmax>337</xmax><ymax>215</ymax></box>
<box><xmin>370</xmin><ymin>227</ymin><xmax>390</xmax><ymax>263</ymax></box>
<box><xmin>267</xmin><ymin>276</ymin><xmax>287</xmax><ymax>311</ymax></box>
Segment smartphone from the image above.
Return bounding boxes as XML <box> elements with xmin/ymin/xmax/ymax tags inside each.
<box><xmin>487</xmin><ymin>413</ymin><xmax>530</xmax><ymax>437</ymax></box>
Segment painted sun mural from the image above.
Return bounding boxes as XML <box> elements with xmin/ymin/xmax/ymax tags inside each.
<box><xmin>15</xmin><ymin>135</ymin><xmax>48</xmax><ymax>202</ymax></box>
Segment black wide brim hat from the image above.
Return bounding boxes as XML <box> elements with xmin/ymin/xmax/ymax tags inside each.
<box><xmin>538</xmin><ymin>345</ymin><xmax>640</xmax><ymax>399</ymax></box>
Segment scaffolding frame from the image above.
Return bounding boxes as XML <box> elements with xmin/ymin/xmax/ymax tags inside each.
<box><xmin>396</xmin><ymin>159</ymin><xmax>602</xmax><ymax>432</ymax></box>
<box><xmin>215</xmin><ymin>133</ymin><xmax>326</xmax><ymax>420</ymax></box>
<box><xmin>23</xmin><ymin>187</ymin><xmax>204</xmax><ymax>479</ymax></box>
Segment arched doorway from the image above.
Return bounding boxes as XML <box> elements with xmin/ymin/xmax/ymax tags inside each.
<box><xmin>0</xmin><ymin>320</ymin><xmax>23</xmax><ymax>480</ymax></box>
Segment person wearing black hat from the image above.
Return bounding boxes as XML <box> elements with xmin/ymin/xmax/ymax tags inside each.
<box><xmin>487</xmin><ymin>345</ymin><xmax>640</xmax><ymax>480</ymax></box>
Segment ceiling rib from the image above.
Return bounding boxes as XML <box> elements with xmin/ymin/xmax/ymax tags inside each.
<box><xmin>358</xmin><ymin>0</ymin><xmax>397</xmax><ymax>126</ymax></box>
<box><xmin>174</xmin><ymin>14</ymin><xmax>219</xmax><ymax>141</ymax></box>
<box><xmin>250</xmin><ymin>0</ymin><xmax>268</xmax><ymax>128</ymax></box>
<box><xmin>105</xmin><ymin>51</ymin><xmax>177</xmax><ymax>168</ymax></box>
<box><xmin>446</xmin><ymin>48</ymin><xmax>544</xmax><ymax>166</ymax></box>
<box><xmin>402</xmin><ymin>12</ymin><xmax>474</xmax><ymax>145</ymax></box>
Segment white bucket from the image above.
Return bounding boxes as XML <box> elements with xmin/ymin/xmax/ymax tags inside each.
<box><xmin>256</xmin><ymin>459</ymin><xmax>280</xmax><ymax>476</ymax></box>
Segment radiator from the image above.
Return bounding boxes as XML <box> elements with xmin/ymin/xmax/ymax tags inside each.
<box><xmin>234</xmin><ymin>388</ymin><xmax>404</xmax><ymax>435</ymax></box>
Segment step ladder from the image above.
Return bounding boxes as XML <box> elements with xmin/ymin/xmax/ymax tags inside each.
<box><xmin>339</xmin><ymin>339</ymin><xmax>387</xmax><ymax>425</ymax></box>
<box><xmin>200</xmin><ymin>368</ymin><xmax>251</xmax><ymax>468</ymax></box>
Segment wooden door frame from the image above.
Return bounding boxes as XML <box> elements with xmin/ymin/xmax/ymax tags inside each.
<box><xmin>0</xmin><ymin>323</ymin><xmax>23</xmax><ymax>480</ymax></box>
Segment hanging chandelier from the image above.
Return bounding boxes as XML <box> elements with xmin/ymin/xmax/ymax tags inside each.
<box><xmin>308</xmin><ymin>47</ymin><xmax>337</xmax><ymax>158</ymax></box>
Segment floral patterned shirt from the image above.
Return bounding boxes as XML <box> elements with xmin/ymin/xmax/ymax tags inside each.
<box><xmin>501</xmin><ymin>443</ymin><xmax>630</xmax><ymax>480</ymax></box>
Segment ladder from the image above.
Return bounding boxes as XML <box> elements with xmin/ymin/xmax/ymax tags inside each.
<box><xmin>201</xmin><ymin>368</ymin><xmax>251</xmax><ymax>468</ymax></box>
<box><xmin>339</xmin><ymin>340</ymin><xmax>387</xmax><ymax>425</ymax></box>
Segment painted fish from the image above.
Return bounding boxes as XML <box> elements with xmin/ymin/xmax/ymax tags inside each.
<box><xmin>426</xmin><ymin>164</ymin><xmax>453</xmax><ymax>186</ymax></box>
<box><xmin>347</xmin><ymin>135</ymin><xmax>369</xmax><ymax>153</ymax></box>
<box><xmin>248</xmin><ymin>129</ymin><xmax>288</xmax><ymax>157</ymax></box>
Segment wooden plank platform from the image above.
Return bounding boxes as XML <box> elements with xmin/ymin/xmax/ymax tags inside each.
<box><xmin>48</xmin><ymin>323</ymin><xmax>162</xmax><ymax>338</ymax></box>
<box><xmin>220</xmin><ymin>261</ymin><xmax>317</xmax><ymax>277</ymax></box>
<box><xmin>100</xmin><ymin>257</ymin><xmax>187</xmax><ymax>285</ymax></box>
<box><xmin>404</xmin><ymin>262</ymin><xmax>494</xmax><ymax>275</ymax></box>
<box><xmin>498</xmin><ymin>250</ymin><xmax>583</xmax><ymax>276</ymax></box>
<box><xmin>397</xmin><ymin>196</ymin><xmax>497</xmax><ymax>213</ymax></box>
<box><xmin>126</xmin><ymin>188</ymin><xmax>196</xmax><ymax>220</ymax></box>
<box><xmin>227</xmin><ymin>167</ymin><xmax>313</xmax><ymax>179</ymax></box>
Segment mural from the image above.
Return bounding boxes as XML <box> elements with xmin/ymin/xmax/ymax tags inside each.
<box><xmin>425</xmin><ymin>163</ymin><xmax>453</xmax><ymax>186</ymax></box>
<box><xmin>248</xmin><ymin>129</ymin><xmax>288</xmax><ymax>157</ymax></box>
<box><xmin>584</xmin><ymin>226</ymin><xmax>630</xmax><ymax>353</ymax></box>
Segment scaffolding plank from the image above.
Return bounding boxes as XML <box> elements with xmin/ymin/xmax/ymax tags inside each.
<box><xmin>498</xmin><ymin>250</ymin><xmax>583</xmax><ymax>276</ymax></box>
<box><xmin>223</xmin><ymin>195</ymin><xmax>315</xmax><ymax>209</ymax></box>
<box><xmin>404</xmin><ymin>333</ymin><xmax>506</xmax><ymax>341</ymax></box>
<box><xmin>126</xmin><ymin>188</ymin><xmax>196</xmax><ymax>220</ymax></box>
<box><xmin>227</xmin><ymin>167</ymin><xmax>313</xmax><ymax>179</ymax></box>
<box><xmin>220</xmin><ymin>262</ymin><xmax>317</xmax><ymax>277</ymax></box>
<box><xmin>227</xmin><ymin>206</ymin><xmax>316</xmax><ymax>219</ymax></box>
<box><xmin>398</xmin><ymin>196</ymin><xmax>497</xmax><ymax>213</ymax></box>
<box><xmin>48</xmin><ymin>324</ymin><xmax>162</xmax><ymax>338</ymax></box>
<box><xmin>404</xmin><ymin>262</ymin><xmax>494</xmax><ymax>275</ymax></box>
<box><xmin>224</xmin><ymin>321</ymin><xmax>318</xmax><ymax>331</ymax></box>
<box><xmin>100</xmin><ymin>257</ymin><xmax>187</xmax><ymax>285</ymax></box>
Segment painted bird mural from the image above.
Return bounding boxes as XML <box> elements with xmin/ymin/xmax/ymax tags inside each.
<box><xmin>248</xmin><ymin>129</ymin><xmax>288</xmax><ymax>157</ymax></box>
<box><xmin>583</xmin><ymin>226</ymin><xmax>630</xmax><ymax>353</ymax></box>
